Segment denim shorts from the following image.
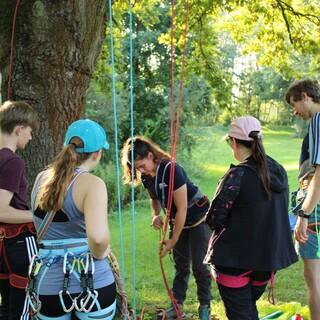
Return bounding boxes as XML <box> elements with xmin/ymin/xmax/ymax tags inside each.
<box><xmin>299</xmin><ymin>221</ymin><xmax>320</xmax><ymax>259</ymax></box>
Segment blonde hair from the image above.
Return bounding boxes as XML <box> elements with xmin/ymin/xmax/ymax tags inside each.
<box><xmin>121</xmin><ymin>136</ymin><xmax>171</xmax><ymax>185</ymax></box>
<box><xmin>38</xmin><ymin>137</ymin><xmax>91</xmax><ymax>212</ymax></box>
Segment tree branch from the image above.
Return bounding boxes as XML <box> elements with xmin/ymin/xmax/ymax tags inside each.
<box><xmin>275</xmin><ymin>0</ymin><xmax>295</xmax><ymax>45</ymax></box>
<box><xmin>276</xmin><ymin>0</ymin><xmax>320</xmax><ymax>25</ymax></box>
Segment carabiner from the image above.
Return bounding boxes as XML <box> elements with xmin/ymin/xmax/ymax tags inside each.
<box><xmin>28</xmin><ymin>255</ymin><xmax>42</xmax><ymax>277</ymax></box>
<box><xmin>81</xmin><ymin>290</ymin><xmax>98</xmax><ymax>312</ymax></box>
<box><xmin>63</xmin><ymin>252</ymin><xmax>75</xmax><ymax>274</ymax></box>
<box><xmin>59</xmin><ymin>290</ymin><xmax>75</xmax><ymax>313</ymax></box>
<box><xmin>74</xmin><ymin>290</ymin><xmax>90</xmax><ymax>312</ymax></box>
<box><xmin>27</xmin><ymin>291</ymin><xmax>42</xmax><ymax>313</ymax></box>
<box><xmin>84</xmin><ymin>253</ymin><xmax>95</xmax><ymax>274</ymax></box>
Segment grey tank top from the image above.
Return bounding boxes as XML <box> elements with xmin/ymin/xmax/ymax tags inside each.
<box><xmin>32</xmin><ymin>170</ymin><xmax>86</xmax><ymax>239</ymax></box>
<box><xmin>31</xmin><ymin>169</ymin><xmax>114</xmax><ymax>295</ymax></box>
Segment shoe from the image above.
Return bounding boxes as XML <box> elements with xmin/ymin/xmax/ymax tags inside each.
<box><xmin>198</xmin><ymin>304</ymin><xmax>211</xmax><ymax>320</ymax></box>
<box><xmin>164</xmin><ymin>304</ymin><xmax>185</xmax><ymax>319</ymax></box>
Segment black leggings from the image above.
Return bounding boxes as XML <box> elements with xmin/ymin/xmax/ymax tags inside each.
<box><xmin>38</xmin><ymin>282</ymin><xmax>116</xmax><ymax>318</ymax></box>
<box><xmin>0</xmin><ymin>232</ymin><xmax>37</xmax><ymax>320</ymax></box>
<box><xmin>215</xmin><ymin>267</ymin><xmax>272</xmax><ymax>320</ymax></box>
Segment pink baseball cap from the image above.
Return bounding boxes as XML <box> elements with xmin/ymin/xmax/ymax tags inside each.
<box><xmin>228</xmin><ymin>116</ymin><xmax>261</xmax><ymax>141</ymax></box>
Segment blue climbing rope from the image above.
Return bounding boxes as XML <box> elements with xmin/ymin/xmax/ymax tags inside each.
<box><xmin>129</xmin><ymin>0</ymin><xmax>137</xmax><ymax>318</ymax></box>
<box><xmin>108</xmin><ymin>0</ymin><xmax>126</xmax><ymax>279</ymax></box>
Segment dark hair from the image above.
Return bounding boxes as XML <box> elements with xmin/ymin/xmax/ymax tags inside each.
<box><xmin>0</xmin><ymin>100</ymin><xmax>39</xmax><ymax>134</ymax></box>
<box><xmin>38</xmin><ymin>137</ymin><xmax>92</xmax><ymax>212</ymax></box>
<box><xmin>121</xmin><ymin>136</ymin><xmax>171</xmax><ymax>185</ymax></box>
<box><xmin>285</xmin><ymin>79</ymin><xmax>320</xmax><ymax>104</ymax></box>
<box><xmin>235</xmin><ymin>131</ymin><xmax>271</xmax><ymax>198</ymax></box>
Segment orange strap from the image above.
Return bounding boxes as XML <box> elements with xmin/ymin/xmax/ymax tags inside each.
<box><xmin>9</xmin><ymin>273</ymin><xmax>28</xmax><ymax>289</ymax></box>
<box><xmin>0</xmin><ymin>223</ymin><xmax>35</xmax><ymax>239</ymax></box>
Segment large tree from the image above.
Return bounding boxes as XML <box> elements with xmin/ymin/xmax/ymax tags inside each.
<box><xmin>0</xmin><ymin>0</ymin><xmax>108</xmax><ymax>185</ymax></box>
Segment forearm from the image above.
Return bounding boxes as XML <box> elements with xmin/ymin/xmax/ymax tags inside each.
<box><xmin>302</xmin><ymin>166</ymin><xmax>320</xmax><ymax>214</ymax></box>
<box><xmin>150</xmin><ymin>199</ymin><xmax>161</xmax><ymax>216</ymax></box>
<box><xmin>170</xmin><ymin>208</ymin><xmax>186</xmax><ymax>244</ymax></box>
<box><xmin>0</xmin><ymin>206</ymin><xmax>33</xmax><ymax>224</ymax></box>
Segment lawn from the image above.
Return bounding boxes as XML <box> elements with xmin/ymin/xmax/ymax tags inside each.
<box><xmin>109</xmin><ymin>124</ymin><xmax>309</xmax><ymax>319</ymax></box>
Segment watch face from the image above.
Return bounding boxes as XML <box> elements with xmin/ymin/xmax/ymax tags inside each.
<box><xmin>297</xmin><ymin>209</ymin><xmax>310</xmax><ymax>219</ymax></box>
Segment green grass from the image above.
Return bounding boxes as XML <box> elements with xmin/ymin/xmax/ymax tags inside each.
<box><xmin>109</xmin><ymin>125</ymin><xmax>309</xmax><ymax>319</ymax></box>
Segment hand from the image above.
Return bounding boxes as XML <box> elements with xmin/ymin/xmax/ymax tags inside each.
<box><xmin>294</xmin><ymin>216</ymin><xmax>309</xmax><ymax>243</ymax></box>
<box><xmin>159</xmin><ymin>238</ymin><xmax>175</xmax><ymax>258</ymax></box>
<box><xmin>151</xmin><ymin>215</ymin><xmax>163</xmax><ymax>230</ymax></box>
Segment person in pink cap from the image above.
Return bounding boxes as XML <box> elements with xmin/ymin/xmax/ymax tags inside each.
<box><xmin>204</xmin><ymin>116</ymin><xmax>298</xmax><ymax>320</ymax></box>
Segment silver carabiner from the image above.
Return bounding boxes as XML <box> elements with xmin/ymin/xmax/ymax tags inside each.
<box><xmin>63</xmin><ymin>252</ymin><xmax>75</xmax><ymax>274</ymax></box>
<box><xmin>84</xmin><ymin>253</ymin><xmax>95</xmax><ymax>274</ymax></box>
<box><xmin>27</xmin><ymin>291</ymin><xmax>42</xmax><ymax>313</ymax></box>
<box><xmin>59</xmin><ymin>290</ymin><xmax>75</xmax><ymax>313</ymax></box>
<box><xmin>78</xmin><ymin>289</ymin><xmax>91</xmax><ymax>312</ymax></box>
<box><xmin>81</xmin><ymin>290</ymin><xmax>98</xmax><ymax>312</ymax></box>
<box><xmin>74</xmin><ymin>290</ymin><xmax>89</xmax><ymax>312</ymax></box>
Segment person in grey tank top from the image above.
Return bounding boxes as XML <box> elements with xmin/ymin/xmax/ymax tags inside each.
<box><xmin>29</xmin><ymin>119</ymin><xmax>116</xmax><ymax>320</ymax></box>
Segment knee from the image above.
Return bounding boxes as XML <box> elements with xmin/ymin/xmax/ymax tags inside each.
<box><xmin>304</xmin><ymin>270</ymin><xmax>320</xmax><ymax>292</ymax></box>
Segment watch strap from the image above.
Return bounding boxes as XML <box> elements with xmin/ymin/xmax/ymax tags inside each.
<box><xmin>297</xmin><ymin>209</ymin><xmax>311</xmax><ymax>219</ymax></box>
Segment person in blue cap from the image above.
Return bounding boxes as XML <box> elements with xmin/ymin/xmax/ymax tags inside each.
<box><xmin>28</xmin><ymin>119</ymin><xmax>116</xmax><ymax>320</ymax></box>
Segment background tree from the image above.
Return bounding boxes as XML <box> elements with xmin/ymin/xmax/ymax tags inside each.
<box><xmin>0</xmin><ymin>0</ymin><xmax>108</xmax><ymax>186</ymax></box>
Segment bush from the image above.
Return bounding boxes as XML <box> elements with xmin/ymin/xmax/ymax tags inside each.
<box><xmin>94</xmin><ymin>161</ymin><xmax>148</xmax><ymax>213</ymax></box>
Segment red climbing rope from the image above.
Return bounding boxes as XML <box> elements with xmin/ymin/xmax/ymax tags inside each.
<box><xmin>159</xmin><ymin>1</ymin><xmax>190</xmax><ymax>319</ymax></box>
<box><xmin>7</xmin><ymin>0</ymin><xmax>21</xmax><ymax>100</ymax></box>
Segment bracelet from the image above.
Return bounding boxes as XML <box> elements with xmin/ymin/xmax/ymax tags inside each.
<box><xmin>296</xmin><ymin>209</ymin><xmax>311</xmax><ymax>219</ymax></box>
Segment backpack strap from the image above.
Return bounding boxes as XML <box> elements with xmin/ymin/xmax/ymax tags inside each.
<box><xmin>154</xmin><ymin>160</ymin><xmax>171</xmax><ymax>208</ymax></box>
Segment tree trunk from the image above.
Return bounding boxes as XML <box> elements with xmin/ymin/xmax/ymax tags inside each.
<box><xmin>0</xmin><ymin>0</ymin><xmax>107</xmax><ymax>189</ymax></box>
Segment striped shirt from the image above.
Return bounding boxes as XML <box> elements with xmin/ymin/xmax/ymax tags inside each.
<box><xmin>309</xmin><ymin>112</ymin><xmax>320</xmax><ymax>165</ymax></box>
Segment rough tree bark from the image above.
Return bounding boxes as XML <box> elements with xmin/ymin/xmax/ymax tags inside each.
<box><xmin>0</xmin><ymin>0</ymin><xmax>108</xmax><ymax>188</ymax></box>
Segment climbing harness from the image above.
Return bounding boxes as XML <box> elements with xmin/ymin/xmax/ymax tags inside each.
<box><xmin>26</xmin><ymin>255</ymin><xmax>43</xmax><ymax>314</ymax></box>
<box><xmin>26</xmin><ymin>169</ymin><xmax>114</xmax><ymax>316</ymax></box>
<box><xmin>26</xmin><ymin>239</ymin><xmax>103</xmax><ymax>316</ymax></box>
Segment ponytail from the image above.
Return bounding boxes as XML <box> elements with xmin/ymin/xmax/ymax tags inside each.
<box><xmin>250</xmin><ymin>133</ymin><xmax>271</xmax><ymax>199</ymax></box>
<box><xmin>38</xmin><ymin>137</ymin><xmax>91</xmax><ymax>212</ymax></box>
<box><xmin>236</xmin><ymin>131</ymin><xmax>271</xmax><ymax>199</ymax></box>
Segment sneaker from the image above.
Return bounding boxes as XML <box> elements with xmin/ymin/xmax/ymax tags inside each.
<box><xmin>198</xmin><ymin>305</ymin><xmax>211</xmax><ymax>320</ymax></box>
<box><xmin>164</xmin><ymin>304</ymin><xmax>185</xmax><ymax>320</ymax></box>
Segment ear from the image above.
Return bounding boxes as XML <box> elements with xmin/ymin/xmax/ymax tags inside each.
<box><xmin>13</xmin><ymin>125</ymin><xmax>23</xmax><ymax>136</ymax></box>
<box><xmin>92</xmin><ymin>150</ymin><xmax>102</xmax><ymax>161</ymax></box>
<box><xmin>301</xmin><ymin>92</ymin><xmax>309</xmax><ymax>101</ymax></box>
<box><xmin>147</xmin><ymin>151</ymin><xmax>154</xmax><ymax>161</ymax></box>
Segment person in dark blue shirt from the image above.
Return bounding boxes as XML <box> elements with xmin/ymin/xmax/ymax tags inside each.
<box><xmin>121</xmin><ymin>136</ymin><xmax>212</xmax><ymax>320</ymax></box>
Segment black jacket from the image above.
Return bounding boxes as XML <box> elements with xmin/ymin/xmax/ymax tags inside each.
<box><xmin>206</xmin><ymin>156</ymin><xmax>298</xmax><ymax>271</ymax></box>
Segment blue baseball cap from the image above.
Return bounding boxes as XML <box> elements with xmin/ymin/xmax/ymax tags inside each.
<box><xmin>64</xmin><ymin>119</ymin><xmax>109</xmax><ymax>153</ymax></box>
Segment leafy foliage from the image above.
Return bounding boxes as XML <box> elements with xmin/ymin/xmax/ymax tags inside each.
<box><xmin>85</xmin><ymin>0</ymin><xmax>320</xmax><ymax>207</ymax></box>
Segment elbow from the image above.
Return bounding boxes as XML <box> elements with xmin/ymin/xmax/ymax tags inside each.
<box><xmin>88</xmin><ymin>235</ymin><xmax>109</xmax><ymax>259</ymax></box>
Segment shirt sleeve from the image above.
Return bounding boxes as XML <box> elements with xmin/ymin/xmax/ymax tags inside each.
<box><xmin>309</xmin><ymin>112</ymin><xmax>320</xmax><ymax>165</ymax></box>
<box><xmin>206</xmin><ymin>166</ymin><xmax>245</xmax><ymax>231</ymax></box>
<box><xmin>0</xmin><ymin>157</ymin><xmax>25</xmax><ymax>194</ymax></box>
<box><xmin>164</xmin><ymin>162</ymin><xmax>186</xmax><ymax>191</ymax></box>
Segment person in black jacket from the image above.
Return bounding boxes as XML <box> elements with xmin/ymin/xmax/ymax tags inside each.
<box><xmin>204</xmin><ymin>116</ymin><xmax>298</xmax><ymax>320</ymax></box>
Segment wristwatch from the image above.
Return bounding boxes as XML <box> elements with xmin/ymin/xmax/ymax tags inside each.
<box><xmin>296</xmin><ymin>209</ymin><xmax>311</xmax><ymax>219</ymax></box>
